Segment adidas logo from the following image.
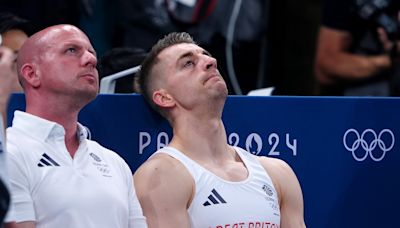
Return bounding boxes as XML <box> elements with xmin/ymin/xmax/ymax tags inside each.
<box><xmin>203</xmin><ymin>189</ymin><xmax>227</xmax><ymax>206</ymax></box>
<box><xmin>37</xmin><ymin>153</ymin><xmax>60</xmax><ymax>167</ymax></box>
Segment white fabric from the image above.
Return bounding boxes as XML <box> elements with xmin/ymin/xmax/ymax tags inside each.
<box><xmin>6</xmin><ymin>111</ymin><xmax>147</xmax><ymax>228</ymax></box>
<box><xmin>154</xmin><ymin>146</ymin><xmax>281</xmax><ymax>228</ymax></box>
<box><xmin>247</xmin><ymin>87</ymin><xmax>275</xmax><ymax>96</ymax></box>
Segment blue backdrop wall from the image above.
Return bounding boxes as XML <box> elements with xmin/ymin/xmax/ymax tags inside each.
<box><xmin>8</xmin><ymin>94</ymin><xmax>400</xmax><ymax>227</ymax></box>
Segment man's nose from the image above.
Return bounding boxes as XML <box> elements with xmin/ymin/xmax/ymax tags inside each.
<box><xmin>82</xmin><ymin>50</ymin><xmax>97</xmax><ymax>69</ymax></box>
<box><xmin>204</xmin><ymin>55</ymin><xmax>217</xmax><ymax>70</ymax></box>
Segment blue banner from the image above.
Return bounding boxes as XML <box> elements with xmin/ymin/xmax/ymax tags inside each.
<box><xmin>8</xmin><ymin>94</ymin><xmax>400</xmax><ymax>227</ymax></box>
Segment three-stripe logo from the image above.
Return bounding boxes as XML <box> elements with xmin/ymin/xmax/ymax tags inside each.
<box><xmin>37</xmin><ymin>153</ymin><xmax>60</xmax><ymax>167</ymax></box>
<box><xmin>203</xmin><ymin>189</ymin><xmax>227</xmax><ymax>206</ymax></box>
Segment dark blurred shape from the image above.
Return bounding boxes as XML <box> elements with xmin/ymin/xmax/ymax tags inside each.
<box><xmin>0</xmin><ymin>178</ymin><xmax>10</xmax><ymax>224</ymax></box>
<box><xmin>354</xmin><ymin>0</ymin><xmax>400</xmax><ymax>41</ymax></box>
<box><xmin>98</xmin><ymin>47</ymin><xmax>146</xmax><ymax>93</ymax></box>
<box><xmin>116</xmin><ymin>0</ymin><xmax>270</xmax><ymax>95</ymax></box>
<box><xmin>314</xmin><ymin>0</ymin><xmax>400</xmax><ymax>96</ymax></box>
<box><xmin>0</xmin><ymin>0</ymin><xmax>81</xmax><ymax>30</ymax></box>
<box><xmin>0</xmin><ymin>12</ymin><xmax>36</xmax><ymax>36</ymax></box>
<box><xmin>165</xmin><ymin>0</ymin><xmax>217</xmax><ymax>25</ymax></box>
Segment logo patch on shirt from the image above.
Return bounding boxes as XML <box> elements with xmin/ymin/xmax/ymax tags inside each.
<box><xmin>203</xmin><ymin>189</ymin><xmax>227</xmax><ymax>206</ymax></box>
<box><xmin>262</xmin><ymin>184</ymin><xmax>274</xmax><ymax>196</ymax></box>
<box><xmin>262</xmin><ymin>183</ymin><xmax>280</xmax><ymax>214</ymax></box>
<box><xmin>37</xmin><ymin>153</ymin><xmax>60</xmax><ymax>167</ymax></box>
<box><xmin>89</xmin><ymin>153</ymin><xmax>112</xmax><ymax>177</ymax></box>
<box><xmin>89</xmin><ymin>152</ymin><xmax>102</xmax><ymax>162</ymax></box>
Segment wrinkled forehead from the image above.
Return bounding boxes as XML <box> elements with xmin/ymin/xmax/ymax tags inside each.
<box><xmin>157</xmin><ymin>43</ymin><xmax>204</xmax><ymax>66</ymax></box>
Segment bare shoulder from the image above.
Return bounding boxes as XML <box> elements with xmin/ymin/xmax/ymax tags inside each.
<box><xmin>135</xmin><ymin>153</ymin><xmax>184</xmax><ymax>175</ymax></box>
<box><xmin>133</xmin><ymin>153</ymin><xmax>194</xmax><ymax>226</ymax></box>
<box><xmin>134</xmin><ymin>153</ymin><xmax>193</xmax><ymax>187</ymax></box>
<box><xmin>256</xmin><ymin>156</ymin><xmax>295</xmax><ymax>177</ymax></box>
<box><xmin>133</xmin><ymin>152</ymin><xmax>194</xmax><ymax>203</ymax></box>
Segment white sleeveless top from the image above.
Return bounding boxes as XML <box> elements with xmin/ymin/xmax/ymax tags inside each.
<box><xmin>154</xmin><ymin>146</ymin><xmax>281</xmax><ymax>228</ymax></box>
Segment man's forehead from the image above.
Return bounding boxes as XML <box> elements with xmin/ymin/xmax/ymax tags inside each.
<box><xmin>38</xmin><ymin>25</ymin><xmax>89</xmax><ymax>45</ymax></box>
<box><xmin>160</xmin><ymin>43</ymin><xmax>203</xmax><ymax>58</ymax></box>
<box><xmin>43</xmin><ymin>31</ymin><xmax>93</xmax><ymax>55</ymax></box>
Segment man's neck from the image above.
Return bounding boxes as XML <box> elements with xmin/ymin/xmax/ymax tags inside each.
<box><xmin>170</xmin><ymin>115</ymin><xmax>231</xmax><ymax>163</ymax></box>
<box><xmin>169</xmin><ymin>115</ymin><xmax>248</xmax><ymax>182</ymax></box>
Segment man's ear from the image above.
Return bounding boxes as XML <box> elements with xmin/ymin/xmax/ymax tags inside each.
<box><xmin>21</xmin><ymin>63</ymin><xmax>40</xmax><ymax>88</ymax></box>
<box><xmin>153</xmin><ymin>89</ymin><xmax>175</xmax><ymax>108</ymax></box>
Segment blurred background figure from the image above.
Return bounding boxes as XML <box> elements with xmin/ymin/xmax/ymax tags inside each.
<box><xmin>0</xmin><ymin>12</ymin><xmax>35</xmax><ymax>93</ymax></box>
<box><xmin>314</xmin><ymin>0</ymin><xmax>400</xmax><ymax>96</ymax></box>
<box><xmin>0</xmin><ymin>45</ymin><xmax>16</xmax><ymax>228</ymax></box>
<box><xmin>115</xmin><ymin>0</ymin><xmax>271</xmax><ymax>95</ymax></box>
<box><xmin>98</xmin><ymin>47</ymin><xmax>146</xmax><ymax>93</ymax></box>
<box><xmin>1</xmin><ymin>0</ymin><xmax>325</xmax><ymax>96</ymax></box>
<box><xmin>0</xmin><ymin>19</ymin><xmax>35</xmax><ymax>213</ymax></box>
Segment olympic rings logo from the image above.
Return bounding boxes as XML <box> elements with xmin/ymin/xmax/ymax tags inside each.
<box><xmin>343</xmin><ymin>129</ymin><xmax>395</xmax><ymax>162</ymax></box>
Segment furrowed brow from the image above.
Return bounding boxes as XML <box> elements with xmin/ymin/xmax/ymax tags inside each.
<box><xmin>177</xmin><ymin>51</ymin><xmax>194</xmax><ymax>62</ymax></box>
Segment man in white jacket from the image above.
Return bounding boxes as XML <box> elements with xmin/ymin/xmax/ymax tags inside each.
<box><xmin>5</xmin><ymin>24</ymin><xmax>147</xmax><ymax>228</ymax></box>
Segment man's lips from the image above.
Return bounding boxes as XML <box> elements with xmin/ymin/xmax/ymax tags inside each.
<box><xmin>79</xmin><ymin>72</ymin><xmax>98</xmax><ymax>83</ymax></box>
<box><xmin>204</xmin><ymin>73</ymin><xmax>221</xmax><ymax>84</ymax></box>
<box><xmin>79</xmin><ymin>71</ymin><xmax>97</xmax><ymax>79</ymax></box>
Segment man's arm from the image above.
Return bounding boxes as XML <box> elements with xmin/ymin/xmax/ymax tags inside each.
<box><xmin>258</xmin><ymin>157</ymin><xmax>306</xmax><ymax>228</ymax></box>
<box><xmin>133</xmin><ymin>154</ymin><xmax>193</xmax><ymax>228</ymax></box>
<box><xmin>377</xmin><ymin>12</ymin><xmax>400</xmax><ymax>63</ymax></box>
<box><xmin>314</xmin><ymin>26</ymin><xmax>391</xmax><ymax>84</ymax></box>
<box><xmin>6</xmin><ymin>143</ymin><xmax>37</xmax><ymax>228</ymax></box>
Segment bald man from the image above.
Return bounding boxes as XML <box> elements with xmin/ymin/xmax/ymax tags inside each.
<box><xmin>4</xmin><ymin>25</ymin><xmax>147</xmax><ymax>228</ymax></box>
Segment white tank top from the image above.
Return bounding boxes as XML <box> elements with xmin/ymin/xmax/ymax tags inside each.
<box><xmin>154</xmin><ymin>146</ymin><xmax>281</xmax><ymax>228</ymax></box>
